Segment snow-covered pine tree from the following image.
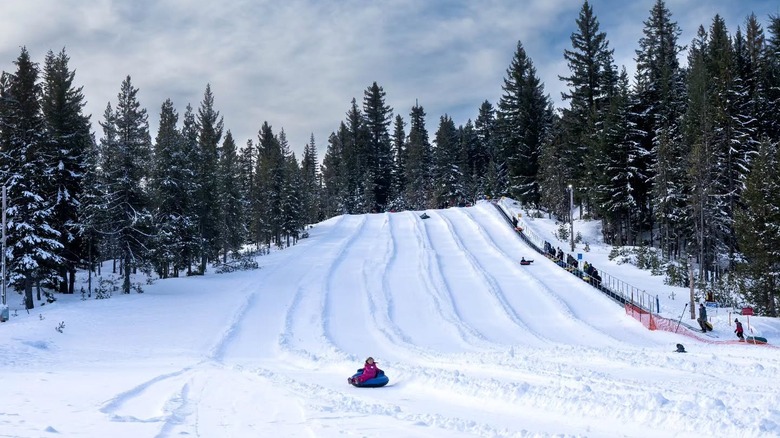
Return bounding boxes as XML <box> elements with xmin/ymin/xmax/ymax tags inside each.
<box><xmin>76</xmin><ymin>129</ymin><xmax>102</xmax><ymax>295</ymax></box>
<box><xmin>458</xmin><ymin>120</ymin><xmax>481</xmax><ymax>204</ymax></box>
<box><xmin>251</xmin><ymin>122</ymin><xmax>284</xmax><ymax>247</ymax></box>
<box><xmin>0</xmin><ymin>47</ymin><xmax>63</xmax><ymax>308</ymax></box>
<box><xmin>238</xmin><ymin>138</ymin><xmax>256</xmax><ymax>214</ymax></box>
<box><xmin>404</xmin><ymin>103</ymin><xmax>432</xmax><ymax>210</ymax></box>
<box><xmin>195</xmin><ymin>84</ymin><xmax>223</xmax><ymax>274</ymax></box>
<box><xmin>149</xmin><ymin>98</ymin><xmax>194</xmax><ymax>278</ymax></box>
<box><xmin>179</xmin><ymin>104</ymin><xmax>200</xmax><ymax>275</ymax></box>
<box><xmin>558</xmin><ymin>1</ymin><xmax>617</xmax><ymax>214</ymax></box>
<box><xmin>362</xmin><ymin>82</ymin><xmax>394</xmax><ymax>212</ymax></box>
<box><xmin>100</xmin><ymin>76</ymin><xmax>152</xmax><ymax>293</ymax></box>
<box><xmin>683</xmin><ymin>25</ymin><xmax>720</xmax><ymax>279</ymax></box>
<box><xmin>281</xmin><ymin>149</ymin><xmax>303</xmax><ymax>247</ymax></box>
<box><xmin>474</xmin><ymin>101</ymin><xmax>501</xmax><ymax>198</ymax></box>
<box><xmin>300</xmin><ymin>134</ymin><xmax>321</xmax><ymax>224</ymax></box>
<box><xmin>764</xmin><ymin>15</ymin><xmax>780</xmax><ymax>139</ymax></box>
<box><xmin>633</xmin><ymin>0</ymin><xmax>687</xmax><ymax>256</ymax></box>
<box><xmin>432</xmin><ymin>115</ymin><xmax>463</xmax><ymax>207</ymax></box>
<box><xmin>591</xmin><ymin>69</ymin><xmax>639</xmax><ymax>246</ymax></box>
<box><xmin>537</xmin><ymin>116</ymin><xmax>571</xmax><ymax>220</ymax></box>
<box><xmin>389</xmin><ymin>114</ymin><xmax>407</xmax><ymax>210</ymax></box>
<box><xmin>734</xmin><ymin>137</ymin><xmax>780</xmax><ymax>317</ymax></box>
<box><xmin>497</xmin><ymin>40</ymin><xmax>553</xmax><ymax>208</ymax></box>
<box><xmin>343</xmin><ymin>99</ymin><xmax>369</xmax><ymax>213</ymax></box>
<box><xmin>321</xmin><ymin>127</ymin><xmax>346</xmax><ymax>217</ymax></box>
<box><xmin>218</xmin><ymin>130</ymin><xmax>245</xmax><ymax>260</ymax></box>
<box><xmin>41</xmin><ymin>48</ymin><xmax>92</xmax><ymax>294</ymax></box>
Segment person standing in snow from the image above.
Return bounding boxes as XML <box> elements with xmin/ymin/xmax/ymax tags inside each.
<box><xmin>349</xmin><ymin>357</ymin><xmax>379</xmax><ymax>385</ymax></box>
<box><xmin>697</xmin><ymin>303</ymin><xmax>710</xmax><ymax>332</ymax></box>
<box><xmin>734</xmin><ymin>318</ymin><xmax>745</xmax><ymax>341</ymax></box>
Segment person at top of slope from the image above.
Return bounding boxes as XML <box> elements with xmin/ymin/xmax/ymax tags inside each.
<box><xmin>348</xmin><ymin>357</ymin><xmax>379</xmax><ymax>385</ymax></box>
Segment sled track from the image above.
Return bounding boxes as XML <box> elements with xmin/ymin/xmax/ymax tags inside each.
<box><xmin>434</xmin><ymin>210</ymin><xmax>549</xmax><ymax>344</ymax></box>
<box><xmin>378</xmin><ymin>213</ymin><xmax>474</xmax><ymax>361</ymax></box>
<box><xmin>459</xmin><ymin>206</ymin><xmax>638</xmax><ymax>347</ymax></box>
<box><xmin>279</xmin><ymin>215</ymin><xmax>365</xmax><ymax>362</ymax></box>
<box><xmin>367</xmin><ymin>214</ymin><xmax>434</xmax><ymax>358</ymax></box>
<box><xmin>414</xmin><ymin>211</ymin><xmax>492</xmax><ymax>348</ymax></box>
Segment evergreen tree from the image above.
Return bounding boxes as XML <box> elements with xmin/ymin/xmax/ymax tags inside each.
<box><xmin>100</xmin><ymin>76</ymin><xmax>151</xmax><ymax>293</ymax></box>
<box><xmin>321</xmin><ymin>126</ymin><xmax>346</xmax><ymax>217</ymax></box>
<box><xmin>537</xmin><ymin>115</ymin><xmax>570</xmax><ymax>219</ymax></box>
<box><xmin>764</xmin><ymin>15</ymin><xmax>780</xmax><ymax>138</ymax></box>
<box><xmin>497</xmin><ymin>40</ymin><xmax>553</xmax><ymax>207</ymax></box>
<box><xmin>432</xmin><ymin>115</ymin><xmax>463</xmax><ymax>207</ymax></box>
<box><xmin>252</xmin><ymin>122</ymin><xmax>285</xmax><ymax>246</ymax></box>
<box><xmin>683</xmin><ymin>25</ymin><xmax>719</xmax><ymax>277</ymax></box>
<box><xmin>474</xmin><ymin>101</ymin><xmax>502</xmax><ymax>198</ymax></box>
<box><xmin>734</xmin><ymin>138</ymin><xmax>780</xmax><ymax>317</ymax></box>
<box><xmin>281</xmin><ymin>150</ymin><xmax>303</xmax><ymax>247</ymax></box>
<box><xmin>218</xmin><ymin>130</ymin><xmax>245</xmax><ymax>261</ymax></box>
<box><xmin>40</xmin><ymin>48</ymin><xmax>92</xmax><ymax>293</ymax></box>
<box><xmin>77</xmin><ymin>130</ymin><xmax>102</xmax><ymax>294</ymax></box>
<box><xmin>404</xmin><ymin>103</ymin><xmax>432</xmax><ymax>209</ymax></box>
<box><xmin>0</xmin><ymin>47</ymin><xmax>62</xmax><ymax>308</ymax></box>
<box><xmin>343</xmin><ymin>99</ymin><xmax>369</xmax><ymax>213</ymax></box>
<box><xmin>300</xmin><ymin>134</ymin><xmax>320</xmax><ymax>223</ymax></box>
<box><xmin>459</xmin><ymin>119</ymin><xmax>481</xmax><ymax>202</ymax></box>
<box><xmin>558</xmin><ymin>0</ymin><xmax>617</xmax><ymax>212</ymax></box>
<box><xmin>389</xmin><ymin>114</ymin><xmax>407</xmax><ymax>210</ymax></box>
<box><xmin>238</xmin><ymin>138</ymin><xmax>256</xmax><ymax>206</ymax></box>
<box><xmin>362</xmin><ymin>82</ymin><xmax>394</xmax><ymax>211</ymax></box>
<box><xmin>633</xmin><ymin>0</ymin><xmax>686</xmax><ymax>254</ymax></box>
<box><xmin>149</xmin><ymin>98</ymin><xmax>183</xmax><ymax>278</ymax></box>
<box><xmin>591</xmin><ymin>69</ymin><xmax>640</xmax><ymax>245</ymax></box>
<box><xmin>707</xmin><ymin>15</ymin><xmax>743</xmax><ymax>265</ymax></box>
<box><xmin>179</xmin><ymin>104</ymin><xmax>200</xmax><ymax>274</ymax></box>
<box><xmin>194</xmin><ymin>84</ymin><xmax>223</xmax><ymax>273</ymax></box>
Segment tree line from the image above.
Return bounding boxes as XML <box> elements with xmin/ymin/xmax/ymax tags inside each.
<box><xmin>1</xmin><ymin>0</ymin><xmax>779</xmax><ymax>315</ymax></box>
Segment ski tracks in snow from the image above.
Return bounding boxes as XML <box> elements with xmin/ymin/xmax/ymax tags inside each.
<box><xmin>462</xmin><ymin>205</ymin><xmax>662</xmax><ymax>347</ymax></box>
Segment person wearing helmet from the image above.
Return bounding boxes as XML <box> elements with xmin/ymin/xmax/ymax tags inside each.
<box><xmin>349</xmin><ymin>357</ymin><xmax>379</xmax><ymax>385</ymax></box>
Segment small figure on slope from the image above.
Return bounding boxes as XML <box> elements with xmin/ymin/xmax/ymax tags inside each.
<box><xmin>734</xmin><ymin>318</ymin><xmax>745</xmax><ymax>341</ymax></box>
<box><xmin>675</xmin><ymin>343</ymin><xmax>686</xmax><ymax>353</ymax></box>
<box><xmin>348</xmin><ymin>357</ymin><xmax>379</xmax><ymax>385</ymax></box>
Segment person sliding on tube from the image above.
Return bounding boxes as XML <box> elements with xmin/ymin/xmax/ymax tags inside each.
<box><xmin>348</xmin><ymin>357</ymin><xmax>379</xmax><ymax>385</ymax></box>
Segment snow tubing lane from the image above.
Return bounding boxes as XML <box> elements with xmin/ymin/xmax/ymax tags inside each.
<box><xmin>349</xmin><ymin>368</ymin><xmax>389</xmax><ymax>387</ymax></box>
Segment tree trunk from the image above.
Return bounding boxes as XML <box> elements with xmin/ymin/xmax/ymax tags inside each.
<box><xmin>24</xmin><ymin>276</ymin><xmax>34</xmax><ymax>310</ymax></box>
<box><xmin>123</xmin><ymin>253</ymin><xmax>131</xmax><ymax>294</ymax></box>
<box><xmin>68</xmin><ymin>268</ymin><xmax>76</xmax><ymax>294</ymax></box>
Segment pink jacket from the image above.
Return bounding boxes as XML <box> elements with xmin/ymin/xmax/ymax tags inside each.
<box><xmin>357</xmin><ymin>362</ymin><xmax>379</xmax><ymax>382</ymax></box>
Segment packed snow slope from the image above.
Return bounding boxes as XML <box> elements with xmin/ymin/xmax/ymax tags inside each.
<box><xmin>1</xmin><ymin>201</ymin><xmax>779</xmax><ymax>438</ymax></box>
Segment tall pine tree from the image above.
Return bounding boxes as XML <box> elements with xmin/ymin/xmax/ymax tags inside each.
<box><xmin>0</xmin><ymin>47</ymin><xmax>63</xmax><ymax>307</ymax></box>
<box><xmin>497</xmin><ymin>40</ymin><xmax>553</xmax><ymax>207</ymax></box>
<box><xmin>194</xmin><ymin>84</ymin><xmax>223</xmax><ymax>273</ymax></box>
<box><xmin>41</xmin><ymin>48</ymin><xmax>92</xmax><ymax>293</ymax></box>
<box><xmin>100</xmin><ymin>76</ymin><xmax>151</xmax><ymax>293</ymax></box>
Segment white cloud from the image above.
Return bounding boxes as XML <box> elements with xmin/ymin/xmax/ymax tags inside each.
<box><xmin>0</xmin><ymin>0</ymin><xmax>775</xmax><ymax>158</ymax></box>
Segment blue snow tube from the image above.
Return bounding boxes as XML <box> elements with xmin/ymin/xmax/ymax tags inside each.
<box><xmin>350</xmin><ymin>368</ymin><xmax>389</xmax><ymax>387</ymax></box>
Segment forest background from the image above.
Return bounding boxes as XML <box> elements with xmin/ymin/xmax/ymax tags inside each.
<box><xmin>0</xmin><ymin>0</ymin><xmax>779</xmax><ymax>317</ymax></box>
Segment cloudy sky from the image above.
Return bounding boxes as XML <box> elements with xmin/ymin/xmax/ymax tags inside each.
<box><xmin>1</xmin><ymin>0</ymin><xmax>777</xmax><ymax>158</ymax></box>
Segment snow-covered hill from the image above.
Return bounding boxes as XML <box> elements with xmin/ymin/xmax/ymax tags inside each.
<box><xmin>1</xmin><ymin>201</ymin><xmax>778</xmax><ymax>437</ymax></box>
